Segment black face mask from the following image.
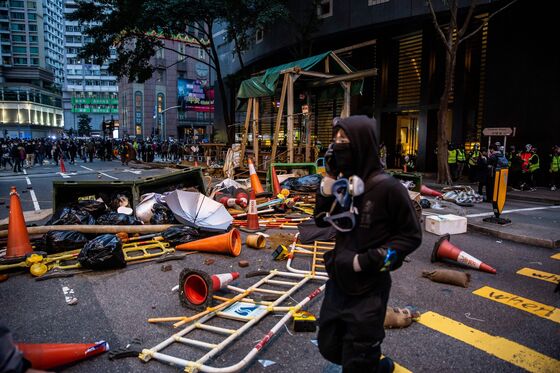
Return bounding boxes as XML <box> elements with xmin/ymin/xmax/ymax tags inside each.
<box><xmin>333</xmin><ymin>142</ymin><xmax>355</xmax><ymax>177</ymax></box>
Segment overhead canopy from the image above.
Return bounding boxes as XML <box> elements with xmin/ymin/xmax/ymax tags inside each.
<box><xmin>237</xmin><ymin>51</ymin><xmax>353</xmax><ymax>99</ymax></box>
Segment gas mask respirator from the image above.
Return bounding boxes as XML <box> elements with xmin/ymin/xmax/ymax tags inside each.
<box><xmin>320</xmin><ymin>135</ymin><xmax>365</xmax><ymax>232</ymax></box>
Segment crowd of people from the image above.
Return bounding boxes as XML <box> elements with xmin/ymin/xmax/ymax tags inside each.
<box><xmin>447</xmin><ymin>142</ymin><xmax>560</xmax><ymax>195</ymax></box>
<box><xmin>0</xmin><ymin>137</ymin><xmax>206</xmax><ymax>173</ymax></box>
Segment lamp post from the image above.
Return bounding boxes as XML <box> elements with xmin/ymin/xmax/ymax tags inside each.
<box><xmin>153</xmin><ymin>105</ymin><xmax>180</xmax><ymax>141</ymax></box>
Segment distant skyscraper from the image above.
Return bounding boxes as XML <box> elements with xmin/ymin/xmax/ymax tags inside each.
<box><xmin>0</xmin><ymin>0</ymin><xmax>64</xmax><ymax>138</ymax></box>
<box><xmin>62</xmin><ymin>0</ymin><xmax>118</xmax><ymax>134</ymax></box>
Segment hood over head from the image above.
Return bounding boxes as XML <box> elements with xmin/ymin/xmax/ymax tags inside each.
<box><xmin>333</xmin><ymin>115</ymin><xmax>381</xmax><ymax>180</ymax></box>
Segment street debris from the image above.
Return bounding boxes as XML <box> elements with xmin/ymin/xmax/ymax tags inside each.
<box><xmin>258</xmin><ymin>359</ymin><xmax>276</xmax><ymax>368</ymax></box>
<box><xmin>62</xmin><ymin>285</ymin><xmax>78</xmax><ymax>305</ymax></box>
<box><xmin>422</xmin><ymin>269</ymin><xmax>471</xmax><ymax>288</ymax></box>
<box><xmin>161</xmin><ymin>264</ymin><xmax>172</xmax><ymax>272</ymax></box>
<box><xmin>384</xmin><ymin>307</ymin><xmax>421</xmax><ymax>329</ymax></box>
<box><xmin>238</xmin><ymin>260</ymin><xmax>249</xmax><ymax>267</ymax></box>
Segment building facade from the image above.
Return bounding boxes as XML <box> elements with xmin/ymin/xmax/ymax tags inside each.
<box><xmin>118</xmin><ymin>37</ymin><xmax>213</xmax><ymax>141</ymax></box>
<box><xmin>62</xmin><ymin>0</ymin><xmax>118</xmax><ymax>134</ymax></box>
<box><xmin>0</xmin><ymin>0</ymin><xmax>63</xmax><ymax>138</ymax></box>
<box><xmin>214</xmin><ymin>0</ymin><xmax>557</xmax><ymax>172</ymax></box>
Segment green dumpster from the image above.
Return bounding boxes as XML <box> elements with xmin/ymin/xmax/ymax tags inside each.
<box><xmin>52</xmin><ymin>168</ymin><xmax>206</xmax><ymax>212</ymax></box>
<box><xmin>386</xmin><ymin>170</ymin><xmax>422</xmax><ymax>192</ymax></box>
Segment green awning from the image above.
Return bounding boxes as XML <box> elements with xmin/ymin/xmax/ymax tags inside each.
<box><xmin>237</xmin><ymin>51</ymin><xmax>332</xmax><ymax>99</ymax></box>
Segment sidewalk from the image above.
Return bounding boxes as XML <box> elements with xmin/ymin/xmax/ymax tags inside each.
<box><xmin>420</xmin><ymin>176</ymin><xmax>560</xmax><ymax>249</ymax></box>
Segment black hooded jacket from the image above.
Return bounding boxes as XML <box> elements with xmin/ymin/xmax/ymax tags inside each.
<box><xmin>314</xmin><ymin>115</ymin><xmax>422</xmax><ymax>295</ymax></box>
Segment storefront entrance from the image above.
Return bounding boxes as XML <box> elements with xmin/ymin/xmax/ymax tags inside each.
<box><xmin>395</xmin><ymin>114</ymin><xmax>419</xmax><ymax>166</ymax></box>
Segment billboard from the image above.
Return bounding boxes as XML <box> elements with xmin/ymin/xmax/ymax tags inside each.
<box><xmin>177</xmin><ymin>79</ymin><xmax>214</xmax><ymax>113</ymax></box>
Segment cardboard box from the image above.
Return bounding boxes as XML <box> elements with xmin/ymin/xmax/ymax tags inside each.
<box><xmin>425</xmin><ymin>214</ymin><xmax>467</xmax><ymax>235</ymax></box>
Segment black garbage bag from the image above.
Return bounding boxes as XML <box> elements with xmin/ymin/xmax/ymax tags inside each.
<box><xmin>419</xmin><ymin>198</ymin><xmax>431</xmax><ymax>209</ymax></box>
<box><xmin>43</xmin><ymin>230</ymin><xmax>89</xmax><ymax>254</ymax></box>
<box><xmin>75</xmin><ymin>200</ymin><xmax>107</xmax><ymax>219</ymax></box>
<box><xmin>96</xmin><ymin>212</ymin><xmax>142</xmax><ymax>225</ymax></box>
<box><xmin>78</xmin><ymin>234</ymin><xmax>126</xmax><ymax>270</ymax></box>
<box><xmin>46</xmin><ymin>207</ymin><xmax>96</xmax><ymax>226</ymax></box>
<box><xmin>161</xmin><ymin>226</ymin><xmax>225</xmax><ymax>247</ymax></box>
<box><xmin>280</xmin><ymin>174</ymin><xmax>322</xmax><ymax>193</ymax></box>
<box><xmin>150</xmin><ymin>203</ymin><xmax>178</xmax><ymax>225</ymax></box>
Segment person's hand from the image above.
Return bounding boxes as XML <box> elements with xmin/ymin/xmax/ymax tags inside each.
<box><xmin>324</xmin><ymin>143</ymin><xmax>338</xmax><ymax>177</ymax></box>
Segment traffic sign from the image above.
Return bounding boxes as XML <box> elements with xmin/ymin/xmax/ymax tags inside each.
<box><xmin>483</xmin><ymin>127</ymin><xmax>513</xmax><ymax>136</ymax></box>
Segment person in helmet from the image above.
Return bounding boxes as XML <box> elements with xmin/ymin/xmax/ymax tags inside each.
<box><xmin>519</xmin><ymin>144</ymin><xmax>533</xmax><ymax>190</ymax></box>
<box><xmin>314</xmin><ymin>115</ymin><xmax>422</xmax><ymax>373</ymax></box>
<box><xmin>549</xmin><ymin>145</ymin><xmax>560</xmax><ymax>191</ymax></box>
<box><xmin>528</xmin><ymin>146</ymin><xmax>540</xmax><ymax>191</ymax></box>
<box><xmin>468</xmin><ymin>144</ymin><xmax>481</xmax><ymax>182</ymax></box>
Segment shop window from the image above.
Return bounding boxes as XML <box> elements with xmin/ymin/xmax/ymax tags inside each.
<box><xmin>317</xmin><ymin>0</ymin><xmax>332</xmax><ymax>19</ymax></box>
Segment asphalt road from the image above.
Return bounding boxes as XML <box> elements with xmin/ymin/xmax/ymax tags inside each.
<box><xmin>0</xmin><ymin>161</ymin><xmax>559</xmax><ymax>372</ymax></box>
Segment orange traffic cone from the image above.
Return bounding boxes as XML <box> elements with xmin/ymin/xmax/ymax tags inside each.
<box><xmin>194</xmin><ymin>159</ymin><xmax>199</xmax><ymax>167</ymax></box>
<box><xmin>431</xmin><ymin>234</ymin><xmax>496</xmax><ymax>274</ymax></box>
<box><xmin>248</xmin><ymin>158</ymin><xmax>270</xmax><ymax>197</ymax></box>
<box><xmin>6</xmin><ymin>186</ymin><xmax>32</xmax><ymax>259</ymax></box>
<box><xmin>179</xmin><ymin>268</ymin><xmax>240</xmax><ymax>310</ymax></box>
<box><xmin>421</xmin><ymin>184</ymin><xmax>443</xmax><ymax>198</ymax></box>
<box><xmin>59</xmin><ymin>157</ymin><xmax>67</xmax><ymax>173</ymax></box>
<box><xmin>240</xmin><ymin>191</ymin><xmax>265</xmax><ymax>233</ymax></box>
<box><xmin>16</xmin><ymin>341</ymin><xmax>109</xmax><ymax>370</ymax></box>
<box><xmin>176</xmin><ymin>228</ymin><xmax>242</xmax><ymax>256</ymax></box>
<box><xmin>270</xmin><ymin>165</ymin><xmax>282</xmax><ymax>197</ymax></box>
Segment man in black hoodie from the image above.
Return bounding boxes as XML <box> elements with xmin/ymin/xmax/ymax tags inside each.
<box><xmin>314</xmin><ymin>115</ymin><xmax>422</xmax><ymax>372</ymax></box>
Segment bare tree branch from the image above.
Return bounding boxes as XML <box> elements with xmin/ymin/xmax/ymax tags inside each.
<box><xmin>458</xmin><ymin>0</ymin><xmax>519</xmax><ymax>46</ymax></box>
<box><xmin>427</xmin><ymin>0</ymin><xmax>452</xmax><ymax>53</ymax></box>
<box><xmin>458</xmin><ymin>0</ymin><xmax>478</xmax><ymax>38</ymax></box>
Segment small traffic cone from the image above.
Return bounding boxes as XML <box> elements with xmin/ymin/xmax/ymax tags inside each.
<box><xmin>6</xmin><ymin>186</ymin><xmax>32</xmax><ymax>259</ymax></box>
<box><xmin>248</xmin><ymin>158</ymin><xmax>270</xmax><ymax>197</ymax></box>
<box><xmin>59</xmin><ymin>157</ymin><xmax>67</xmax><ymax>173</ymax></box>
<box><xmin>234</xmin><ymin>188</ymin><xmax>249</xmax><ymax>208</ymax></box>
<box><xmin>270</xmin><ymin>165</ymin><xmax>282</xmax><ymax>196</ymax></box>
<box><xmin>240</xmin><ymin>191</ymin><xmax>265</xmax><ymax>233</ymax></box>
<box><xmin>421</xmin><ymin>184</ymin><xmax>443</xmax><ymax>198</ymax></box>
<box><xmin>403</xmin><ymin>164</ymin><xmax>408</xmax><ymax>172</ymax></box>
<box><xmin>179</xmin><ymin>268</ymin><xmax>240</xmax><ymax>310</ymax></box>
<box><xmin>194</xmin><ymin>159</ymin><xmax>199</xmax><ymax>167</ymax></box>
<box><xmin>176</xmin><ymin>228</ymin><xmax>242</xmax><ymax>256</ymax></box>
<box><xmin>431</xmin><ymin>234</ymin><xmax>496</xmax><ymax>274</ymax></box>
<box><xmin>16</xmin><ymin>341</ymin><xmax>109</xmax><ymax>370</ymax></box>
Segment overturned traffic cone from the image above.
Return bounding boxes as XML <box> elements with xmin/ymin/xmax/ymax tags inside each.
<box><xmin>248</xmin><ymin>158</ymin><xmax>270</xmax><ymax>197</ymax></box>
<box><xmin>16</xmin><ymin>341</ymin><xmax>109</xmax><ymax>370</ymax></box>
<box><xmin>270</xmin><ymin>165</ymin><xmax>282</xmax><ymax>197</ymax></box>
<box><xmin>240</xmin><ymin>191</ymin><xmax>265</xmax><ymax>233</ymax></box>
<box><xmin>6</xmin><ymin>186</ymin><xmax>32</xmax><ymax>259</ymax></box>
<box><xmin>420</xmin><ymin>184</ymin><xmax>442</xmax><ymax>198</ymax></box>
<box><xmin>179</xmin><ymin>268</ymin><xmax>239</xmax><ymax>310</ymax></box>
<box><xmin>59</xmin><ymin>157</ymin><xmax>67</xmax><ymax>173</ymax></box>
<box><xmin>176</xmin><ymin>228</ymin><xmax>242</xmax><ymax>257</ymax></box>
<box><xmin>234</xmin><ymin>188</ymin><xmax>249</xmax><ymax>208</ymax></box>
<box><xmin>431</xmin><ymin>234</ymin><xmax>496</xmax><ymax>274</ymax></box>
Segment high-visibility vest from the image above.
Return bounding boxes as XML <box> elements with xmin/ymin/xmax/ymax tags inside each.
<box><xmin>520</xmin><ymin>151</ymin><xmax>531</xmax><ymax>172</ymax></box>
<box><xmin>468</xmin><ymin>150</ymin><xmax>479</xmax><ymax>166</ymax></box>
<box><xmin>550</xmin><ymin>155</ymin><xmax>560</xmax><ymax>172</ymax></box>
<box><xmin>529</xmin><ymin>153</ymin><xmax>540</xmax><ymax>173</ymax></box>
<box><xmin>448</xmin><ymin>149</ymin><xmax>457</xmax><ymax>164</ymax></box>
<box><xmin>457</xmin><ymin>149</ymin><xmax>466</xmax><ymax>162</ymax></box>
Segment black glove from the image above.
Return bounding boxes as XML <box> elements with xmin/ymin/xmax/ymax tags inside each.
<box><xmin>324</xmin><ymin>143</ymin><xmax>339</xmax><ymax>177</ymax></box>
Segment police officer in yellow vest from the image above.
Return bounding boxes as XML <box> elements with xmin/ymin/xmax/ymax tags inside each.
<box><xmin>528</xmin><ymin>146</ymin><xmax>540</xmax><ymax>191</ymax></box>
<box><xmin>456</xmin><ymin>144</ymin><xmax>466</xmax><ymax>180</ymax></box>
<box><xmin>448</xmin><ymin>143</ymin><xmax>458</xmax><ymax>182</ymax></box>
<box><xmin>468</xmin><ymin>144</ymin><xmax>480</xmax><ymax>182</ymax></box>
<box><xmin>550</xmin><ymin>145</ymin><xmax>560</xmax><ymax>191</ymax></box>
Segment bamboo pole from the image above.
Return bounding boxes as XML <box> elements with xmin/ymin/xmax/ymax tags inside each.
<box><xmin>252</xmin><ymin>98</ymin><xmax>259</xmax><ymax>169</ymax></box>
<box><xmin>239</xmin><ymin>98</ymin><xmax>253</xmax><ymax>167</ymax></box>
<box><xmin>0</xmin><ymin>224</ymin><xmax>177</xmax><ymax>238</ymax></box>
<box><xmin>287</xmin><ymin>74</ymin><xmax>294</xmax><ymax>163</ymax></box>
<box><xmin>271</xmin><ymin>74</ymin><xmax>288</xmax><ymax>162</ymax></box>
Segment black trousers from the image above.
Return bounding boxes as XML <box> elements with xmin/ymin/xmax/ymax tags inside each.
<box><xmin>318</xmin><ymin>279</ymin><xmax>391</xmax><ymax>373</ymax></box>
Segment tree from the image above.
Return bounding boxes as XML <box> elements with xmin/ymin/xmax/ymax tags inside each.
<box><xmin>427</xmin><ymin>0</ymin><xmax>518</xmax><ymax>184</ymax></box>
<box><xmin>70</xmin><ymin>0</ymin><xmax>288</xmax><ymax>143</ymax></box>
<box><xmin>77</xmin><ymin>114</ymin><xmax>92</xmax><ymax>136</ymax></box>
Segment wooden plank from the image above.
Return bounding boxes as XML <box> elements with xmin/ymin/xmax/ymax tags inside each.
<box><xmin>239</xmin><ymin>98</ymin><xmax>253</xmax><ymax>167</ymax></box>
<box><xmin>271</xmin><ymin>74</ymin><xmax>288</xmax><ymax>163</ymax></box>
<box><xmin>287</xmin><ymin>73</ymin><xmax>294</xmax><ymax>163</ymax></box>
<box><xmin>253</xmin><ymin>98</ymin><xmax>259</xmax><ymax>169</ymax></box>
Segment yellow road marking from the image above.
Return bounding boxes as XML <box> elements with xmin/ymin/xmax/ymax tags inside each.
<box><xmin>551</xmin><ymin>252</ymin><xmax>560</xmax><ymax>260</ymax></box>
<box><xmin>473</xmin><ymin>286</ymin><xmax>560</xmax><ymax>323</ymax></box>
<box><xmin>381</xmin><ymin>355</ymin><xmax>411</xmax><ymax>373</ymax></box>
<box><xmin>517</xmin><ymin>268</ymin><xmax>560</xmax><ymax>284</ymax></box>
<box><xmin>418</xmin><ymin>311</ymin><xmax>560</xmax><ymax>373</ymax></box>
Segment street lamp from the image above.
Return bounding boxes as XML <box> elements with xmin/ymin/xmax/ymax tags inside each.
<box><xmin>153</xmin><ymin>105</ymin><xmax>180</xmax><ymax>141</ymax></box>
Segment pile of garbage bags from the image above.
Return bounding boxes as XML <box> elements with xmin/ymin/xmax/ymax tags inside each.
<box><xmin>440</xmin><ymin>185</ymin><xmax>484</xmax><ymax>206</ymax></box>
